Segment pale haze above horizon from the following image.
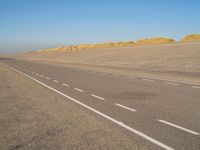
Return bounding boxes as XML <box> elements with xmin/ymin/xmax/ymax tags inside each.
<box><xmin>1</xmin><ymin>0</ymin><xmax>200</xmax><ymax>54</ymax></box>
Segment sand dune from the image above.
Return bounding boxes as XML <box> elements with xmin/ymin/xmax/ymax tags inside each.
<box><xmin>37</xmin><ymin>37</ymin><xmax>174</xmax><ymax>53</ymax></box>
<box><xmin>35</xmin><ymin>34</ymin><xmax>200</xmax><ymax>53</ymax></box>
<box><xmin>181</xmin><ymin>34</ymin><xmax>200</xmax><ymax>42</ymax></box>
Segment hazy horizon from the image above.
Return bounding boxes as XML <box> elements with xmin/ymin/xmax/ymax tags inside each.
<box><xmin>1</xmin><ymin>0</ymin><xmax>200</xmax><ymax>54</ymax></box>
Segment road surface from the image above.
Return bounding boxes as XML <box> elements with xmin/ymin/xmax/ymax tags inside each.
<box><xmin>1</xmin><ymin>58</ymin><xmax>200</xmax><ymax>150</ymax></box>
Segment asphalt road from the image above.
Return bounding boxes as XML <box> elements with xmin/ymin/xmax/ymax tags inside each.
<box><xmin>1</xmin><ymin>58</ymin><xmax>200</xmax><ymax>150</ymax></box>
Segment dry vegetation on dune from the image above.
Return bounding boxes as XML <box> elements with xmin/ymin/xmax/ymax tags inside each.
<box><xmin>181</xmin><ymin>34</ymin><xmax>200</xmax><ymax>42</ymax></box>
<box><xmin>37</xmin><ymin>34</ymin><xmax>200</xmax><ymax>53</ymax></box>
<box><xmin>37</xmin><ymin>41</ymin><xmax>135</xmax><ymax>53</ymax></box>
<box><xmin>37</xmin><ymin>38</ymin><xmax>172</xmax><ymax>53</ymax></box>
<box><xmin>135</xmin><ymin>37</ymin><xmax>175</xmax><ymax>45</ymax></box>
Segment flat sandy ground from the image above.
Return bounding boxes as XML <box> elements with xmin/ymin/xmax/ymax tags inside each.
<box><xmin>14</xmin><ymin>42</ymin><xmax>200</xmax><ymax>83</ymax></box>
<box><xmin>0</xmin><ymin>62</ymin><xmax>148</xmax><ymax>150</ymax></box>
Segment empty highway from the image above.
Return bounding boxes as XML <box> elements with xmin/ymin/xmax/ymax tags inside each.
<box><xmin>1</xmin><ymin>58</ymin><xmax>200</xmax><ymax>150</ymax></box>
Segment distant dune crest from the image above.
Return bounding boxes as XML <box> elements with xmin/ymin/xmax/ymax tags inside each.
<box><xmin>135</xmin><ymin>37</ymin><xmax>175</xmax><ymax>45</ymax></box>
<box><xmin>37</xmin><ymin>34</ymin><xmax>200</xmax><ymax>53</ymax></box>
<box><xmin>181</xmin><ymin>34</ymin><xmax>200</xmax><ymax>42</ymax></box>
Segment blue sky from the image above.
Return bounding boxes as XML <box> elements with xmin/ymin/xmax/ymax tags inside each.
<box><xmin>0</xmin><ymin>0</ymin><xmax>200</xmax><ymax>53</ymax></box>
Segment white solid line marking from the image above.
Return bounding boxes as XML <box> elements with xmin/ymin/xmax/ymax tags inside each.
<box><xmin>158</xmin><ymin>119</ymin><xmax>199</xmax><ymax>135</ymax></box>
<box><xmin>4</xmin><ymin>64</ymin><xmax>174</xmax><ymax>150</ymax></box>
<box><xmin>53</xmin><ymin>80</ymin><xmax>58</xmax><ymax>83</ymax></box>
<box><xmin>46</xmin><ymin>77</ymin><xmax>50</xmax><ymax>80</ymax></box>
<box><xmin>62</xmin><ymin>83</ymin><xmax>69</xmax><ymax>87</ymax></box>
<box><xmin>164</xmin><ymin>82</ymin><xmax>179</xmax><ymax>86</ymax></box>
<box><xmin>90</xmin><ymin>94</ymin><xmax>105</xmax><ymax>100</ymax></box>
<box><xmin>74</xmin><ymin>88</ymin><xmax>84</xmax><ymax>92</ymax></box>
<box><xmin>115</xmin><ymin>103</ymin><xmax>136</xmax><ymax>112</ymax></box>
<box><xmin>142</xmin><ymin>78</ymin><xmax>154</xmax><ymax>82</ymax></box>
<box><xmin>192</xmin><ymin>86</ymin><xmax>200</xmax><ymax>89</ymax></box>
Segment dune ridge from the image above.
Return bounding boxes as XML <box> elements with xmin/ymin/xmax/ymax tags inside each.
<box><xmin>181</xmin><ymin>34</ymin><xmax>200</xmax><ymax>42</ymax></box>
<box><xmin>37</xmin><ymin>34</ymin><xmax>199</xmax><ymax>53</ymax></box>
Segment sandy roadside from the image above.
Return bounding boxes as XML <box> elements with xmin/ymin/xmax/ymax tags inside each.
<box><xmin>0</xmin><ymin>62</ymin><xmax>148</xmax><ymax>150</ymax></box>
<box><xmin>11</xmin><ymin>42</ymin><xmax>200</xmax><ymax>84</ymax></box>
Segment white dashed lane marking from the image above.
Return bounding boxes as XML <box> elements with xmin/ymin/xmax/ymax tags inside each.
<box><xmin>115</xmin><ymin>103</ymin><xmax>136</xmax><ymax>112</ymax></box>
<box><xmin>46</xmin><ymin>77</ymin><xmax>50</xmax><ymax>80</ymax></box>
<box><xmin>142</xmin><ymin>78</ymin><xmax>154</xmax><ymax>82</ymax></box>
<box><xmin>90</xmin><ymin>94</ymin><xmax>105</xmax><ymax>100</ymax></box>
<box><xmin>53</xmin><ymin>80</ymin><xmax>58</xmax><ymax>83</ymax></box>
<box><xmin>74</xmin><ymin>88</ymin><xmax>84</xmax><ymax>92</ymax></box>
<box><xmin>164</xmin><ymin>82</ymin><xmax>179</xmax><ymax>86</ymax></box>
<box><xmin>127</xmin><ymin>76</ymin><xmax>135</xmax><ymax>79</ymax></box>
<box><xmin>62</xmin><ymin>83</ymin><xmax>69</xmax><ymax>87</ymax></box>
